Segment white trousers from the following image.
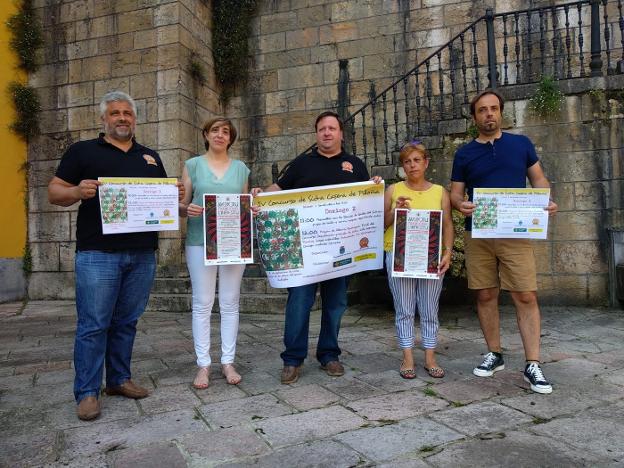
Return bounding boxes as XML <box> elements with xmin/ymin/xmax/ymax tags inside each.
<box><xmin>186</xmin><ymin>245</ymin><xmax>246</xmax><ymax>367</ymax></box>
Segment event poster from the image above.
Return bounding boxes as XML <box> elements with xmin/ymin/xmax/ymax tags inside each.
<box><xmin>98</xmin><ymin>177</ymin><xmax>178</xmax><ymax>234</ymax></box>
<box><xmin>253</xmin><ymin>181</ymin><xmax>385</xmax><ymax>288</ymax></box>
<box><xmin>203</xmin><ymin>194</ymin><xmax>253</xmax><ymax>265</ymax></box>
<box><xmin>472</xmin><ymin>188</ymin><xmax>550</xmax><ymax>239</ymax></box>
<box><xmin>392</xmin><ymin>209</ymin><xmax>442</xmax><ymax>279</ymax></box>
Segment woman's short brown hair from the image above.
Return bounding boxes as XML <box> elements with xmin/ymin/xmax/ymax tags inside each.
<box><xmin>398</xmin><ymin>140</ymin><xmax>429</xmax><ymax>164</ymax></box>
<box><xmin>202</xmin><ymin>117</ymin><xmax>237</xmax><ymax>150</ymax></box>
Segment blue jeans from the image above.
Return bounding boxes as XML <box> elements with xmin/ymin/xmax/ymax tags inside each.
<box><xmin>74</xmin><ymin>249</ymin><xmax>156</xmax><ymax>403</ymax></box>
<box><xmin>281</xmin><ymin>276</ymin><xmax>349</xmax><ymax>367</ymax></box>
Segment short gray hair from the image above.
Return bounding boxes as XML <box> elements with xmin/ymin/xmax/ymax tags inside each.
<box><xmin>99</xmin><ymin>91</ymin><xmax>137</xmax><ymax>117</ymax></box>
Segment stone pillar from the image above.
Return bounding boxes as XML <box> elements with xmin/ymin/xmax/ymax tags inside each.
<box><xmin>28</xmin><ymin>0</ymin><xmax>219</xmax><ymax>299</ymax></box>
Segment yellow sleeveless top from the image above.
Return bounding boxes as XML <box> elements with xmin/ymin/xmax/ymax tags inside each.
<box><xmin>383</xmin><ymin>182</ymin><xmax>444</xmax><ymax>251</ymax></box>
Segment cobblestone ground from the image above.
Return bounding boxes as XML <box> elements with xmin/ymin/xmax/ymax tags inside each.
<box><xmin>1</xmin><ymin>300</ymin><xmax>623</xmax><ymax>467</ymax></box>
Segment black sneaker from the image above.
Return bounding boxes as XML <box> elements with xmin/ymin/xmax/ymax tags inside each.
<box><xmin>523</xmin><ymin>362</ymin><xmax>553</xmax><ymax>394</ymax></box>
<box><xmin>473</xmin><ymin>351</ymin><xmax>505</xmax><ymax>377</ymax></box>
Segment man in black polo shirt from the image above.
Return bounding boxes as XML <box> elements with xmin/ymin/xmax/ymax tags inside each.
<box><xmin>252</xmin><ymin>111</ymin><xmax>379</xmax><ymax>384</ymax></box>
<box><xmin>48</xmin><ymin>91</ymin><xmax>172</xmax><ymax>420</ymax></box>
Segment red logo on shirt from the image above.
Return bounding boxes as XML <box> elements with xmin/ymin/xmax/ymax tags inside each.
<box><xmin>341</xmin><ymin>161</ymin><xmax>353</xmax><ymax>173</ymax></box>
<box><xmin>143</xmin><ymin>154</ymin><xmax>157</xmax><ymax>166</ymax></box>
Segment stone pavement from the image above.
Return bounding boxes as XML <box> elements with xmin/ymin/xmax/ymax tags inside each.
<box><xmin>1</xmin><ymin>300</ymin><xmax>623</xmax><ymax>467</ymax></box>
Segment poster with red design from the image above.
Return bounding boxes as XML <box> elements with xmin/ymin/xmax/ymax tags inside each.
<box><xmin>203</xmin><ymin>194</ymin><xmax>253</xmax><ymax>265</ymax></box>
<box><xmin>391</xmin><ymin>209</ymin><xmax>442</xmax><ymax>279</ymax></box>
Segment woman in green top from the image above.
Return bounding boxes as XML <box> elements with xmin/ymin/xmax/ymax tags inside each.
<box><xmin>179</xmin><ymin>118</ymin><xmax>250</xmax><ymax>389</ymax></box>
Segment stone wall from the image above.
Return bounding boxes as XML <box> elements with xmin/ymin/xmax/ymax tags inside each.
<box><xmin>28</xmin><ymin>0</ymin><xmax>220</xmax><ymax>299</ymax></box>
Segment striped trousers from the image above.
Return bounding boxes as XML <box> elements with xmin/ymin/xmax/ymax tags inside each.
<box><xmin>385</xmin><ymin>252</ymin><xmax>444</xmax><ymax>349</ymax></box>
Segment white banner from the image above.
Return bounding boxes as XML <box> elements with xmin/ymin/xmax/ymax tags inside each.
<box><xmin>254</xmin><ymin>181</ymin><xmax>385</xmax><ymax>288</ymax></box>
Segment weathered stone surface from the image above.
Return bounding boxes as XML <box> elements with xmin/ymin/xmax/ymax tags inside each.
<box><xmin>253</xmin><ymin>405</ymin><xmax>366</xmax><ymax>447</ymax></box>
<box><xmin>429</xmin><ymin>401</ymin><xmax>534</xmax><ymax>436</ymax></box>
<box><xmin>275</xmin><ymin>383</ymin><xmax>341</xmax><ymax>411</ymax></box>
<box><xmin>335</xmin><ymin>416</ymin><xmax>464</xmax><ymax>462</ymax></box>
<box><xmin>178</xmin><ymin>426</ymin><xmax>270</xmax><ymax>464</ymax></box>
<box><xmin>347</xmin><ymin>390</ymin><xmax>449</xmax><ymax>421</ymax></box>
<box><xmin>199</xmin><ymin>394</ymin><xmax>294</xmax><ymax>428</ymax></box>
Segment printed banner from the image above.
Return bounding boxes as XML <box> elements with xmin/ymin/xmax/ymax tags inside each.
<box><xmin>98</xmin><ymin>177</ymin><xmax>178</xmax><ymax>234</ymax></box>
<box><xmin>472</xmin><ymin>188</ymin><xmax>550</xmax><ymax>239</ymax></box>
<box><xmin>254</xmin><ymin>181</ymin><xmax>385</xmax><ymax>288</ymax></box>
<box><xmin>203</xmin><ymin>194</ymin><xmax>253</xmax><ymax>265</ymax></box>
<box><xmin>392</xmin><ymin>209</ymin><xmax>442</xmax><ymax>279</ymax></box>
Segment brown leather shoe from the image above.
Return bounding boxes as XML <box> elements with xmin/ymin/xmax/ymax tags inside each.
<box><xmin>281</xmin><ymin>365</ymin><xmax>301</xmax><ymax>384</ymax></box>
<box><xmin>104</xmin><ymin>379</ymin><xmax>149</xmax><ymax>399</ymax></box>
<box><xmin>321</xmin><ymin>360</ymin><xmax>345</xmax><ymax>377</ymax></box>
<box><xmin>77</xmin><ymin>396</ymin><xmax>100</xmax><ymax>421</ymax></box>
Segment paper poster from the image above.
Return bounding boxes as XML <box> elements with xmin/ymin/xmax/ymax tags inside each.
<box><xmin>203</xmin><ymin>194</ymin><xmax>253</xmax><ymax>265</ymax></box>
<box><xmin>254</xmin><ymin>181</ymin><xmax>385</xmax><ymax>288</ymax></box>
<box><xmin>472</xmin><ymin>188</ymin><xmax>550</xmax><ymax>239</ymax></box>
<box><xmin>392</xmin><ymin>209</ymin><xmax>442</xmax><ymax>279</ymax></box>
<box><xmin>98</xmin><ymin>177</ymin><xmax>178</xmax><ymax>234</ymax></box>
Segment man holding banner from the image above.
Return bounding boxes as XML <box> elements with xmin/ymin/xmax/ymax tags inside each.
<box><xmin>48</xmin><ymin>91</ymin><xmax>182</xmax><ymax>420</ymax></box>
<box><xmin>450</xmin><ymin>90</ymin><xmax>557</xmax><ymax>394</ymax></box>
<box><xmin>252</xmin><ymin>111</ymin><xmax>380</xmax><ymax>384</ymax></box>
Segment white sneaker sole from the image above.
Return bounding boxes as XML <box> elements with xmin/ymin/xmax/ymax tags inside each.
<box><xmin>524</xmin><ymin>375</ymin><xmax>553</xmax><ymax>394</ymax></box>
<box><xmin>473</xmin><ymin>364</ymin><xmax>504</xmax><ymax>377</ymax></box>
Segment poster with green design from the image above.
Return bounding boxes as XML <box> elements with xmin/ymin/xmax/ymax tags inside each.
<box><xmin>472</xmin><ymin>188</ymin><xmax>550</xmax><ymax>239</ymax></box>
<box><xmin>255</xmin><ymin>209</ymin><xmax>303</xmax><ymax>271</ymax></box>
<box><xmin>98</xmin><ymin>177</ymin><xmax>179</xmax><ymax>234</ymax></box>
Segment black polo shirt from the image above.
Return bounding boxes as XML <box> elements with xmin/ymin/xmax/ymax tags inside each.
<box><xmin>55</xmin><ymin>133</ymin><xmax>168</xmax><ymax>251</ymax></box>
<box><xmin>277</xmin><ymin>148</ymin><xmax>369</xmax><ymax>190</ymax></box>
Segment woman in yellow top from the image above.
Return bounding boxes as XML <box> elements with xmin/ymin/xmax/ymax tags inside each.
<box><xmin>383</xmin><ymin>141</ymin><xmax>454</xmax><ymax>379</ymax></box>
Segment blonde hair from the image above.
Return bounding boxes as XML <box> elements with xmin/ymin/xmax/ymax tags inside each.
<box><xmin>399</xmin><ymin>141</ymin><xmax>429</xmax><ymax>164</ymax></box>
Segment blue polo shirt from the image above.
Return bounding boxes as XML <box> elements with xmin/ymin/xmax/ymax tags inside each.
<box><xmin>451</xmin><ymin>132</ymin><xmax>539</xmax><ymax>230</ymax></box>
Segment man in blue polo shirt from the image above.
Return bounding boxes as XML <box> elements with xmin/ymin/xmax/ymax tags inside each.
<box><xmin>48</xmin><ymin>91</ymin><xmax>180</xmax><ymax>420</ymax></box>
<box><xmin>450</xmin><ymin>90</ymin><xmax>558</xmax><ymax>394</ymax></box>
<box><xmin>252</xmin><ymin>111</ymin><xmax>380</xmax><ymax>384</ymax></box>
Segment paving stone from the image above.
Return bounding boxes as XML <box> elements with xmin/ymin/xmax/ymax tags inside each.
<box><xmin>341</xmin><ymin>338</ymin><xmax>394</xmax><ymax>355</ymax></box>
<box><xmin>0</xmin><ymin>407</ymin><xmax>55</xmax><ymax>437</ymax></box>
<box><xmin>0</xmin><ymin>431</ymin><xmax>59</xmax><ymax>467</ymax></box>
<box><xmin>342</xmin><ymin>352</ymin><xmax>399</xmax><ymax>374</ymax></box>
<box><xmin>375</xmin><ymin>457</ymin><xmax>430</xmax><ymax>468</ymax></box>
<box><xmin>236</xmin><ymin>369</ymin><xmax>283</xmax><ymax>395</ymax></box>
<box><xmin>35</xmin><ymin>368</ymin><xmax>75</xmax><ymax>385</ymax></box>
<box><xmin>177</xmin><ymin>427</ymin><xmax>269</xmax><ymax>464</ymax></box>
<box><xmin>0</xmin><ymin>381</ymin><xmax>75</xmax><ymax>409</ymax></box>
<box><xmin>253</xmin><ymin>405</ymin><xmax>366</xmax><ymax>447</ymax></box>
<box><xmin>194</xmin><ymin>378</ymin><xmax>248</xmax><ymax>404</ymax></box>
<box><xmin>109</xmin><ymin>441</ymin><xmax>186</xmax><ymax>468</ymax></box>
<box><xmin>356</xmin><ymin>370</ymin><xmax>427</xmax><ymax>392</ymax></box>
<box><xmin>220</xmin><ymin>440</ymin><xmax>364</xmax><ymax>468</ymax></box>
<box><xmin>429</xmin><ymin>401</ymin><xmax>533</xmax><ymax>436</ymax></box>
<box><xmin>501</xmin><ymin>380</ymin><xmax>623</xmax><ymax>419</ymax></box>
<box><xmin>425</xmin><ymin>429</ymin><xmax>608</xmax><ymax>467</ymax></box>
<box><xmin>322</xmin><ymin>376</ymin><xmax>385</xmax><ymax>400</ymax></box>
<box><xmin>45</xmin><ymin>397</ymin><xmax>140</xmax><ymax>431</ymax></box>
<box><xmin>138</xmin><ymin>384</ymin><xmax>201</xmax><ymax>414</ymax></box>
<box><xmin>275</xmin><ymin>383</ymin><xmax>341</xmax><ymax>411</ymax></box>
<box><xmin>347</xmin><ymin>390</ymin><xmax>449</xmax><ymax>421</ymax></box>
<box><xmin>531</xmin><ymin>400</ymin><xmax>624</xmax><ymax>460</ymax></box>
<box><xmin>0</xmin><ymin>372</ymin><xmax>35</xmax><ymax>390</ymax></box>
<box><xmin>335</xmin><ymin>416</ymin><xmax>464</xmax><ymax>462</ymax></box>
<box><xmin>199</xmin><ymin>394</ymin><xmax>294</xmax><ymax>428</ymax></box>
<box><xmin>434</xmin><ymin>374</ymin><xmax>526</xmax><ymax>405</ymax></box>
<box><xmin>60</xmin><ymin>409</ymin><xmax>209</xmax><ymax>459</ymax></box>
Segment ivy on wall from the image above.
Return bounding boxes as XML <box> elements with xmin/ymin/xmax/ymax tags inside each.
<box><xmin>211</xmin><ymin>0</ymin><xmax>258</xmax><ymax>102</ymax></box>
<box><xmin>7</xmin><ymin>0</ymin><xmax>43</xmax><ymax>73</ymax></box>
<box><xmin>7</xmin><ymin>0</ymin><xmax>43</xmax><ymax>141</ymax></box>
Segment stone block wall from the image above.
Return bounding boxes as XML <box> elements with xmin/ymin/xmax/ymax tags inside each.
<box><xmin>28</xmin><ymin>0</ymin><xmax>220</xmax><ymax>299</ymax></box>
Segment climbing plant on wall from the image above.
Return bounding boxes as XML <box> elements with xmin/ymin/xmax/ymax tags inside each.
<box><xmin>211</xmin><ymin>0</ymin><xmax>258</xmax><ymax>103</ymax></box>
<box><xmin>7</xmin><ymin>0</ymin><xmax>43</xmax><ymax>141</ymax></box>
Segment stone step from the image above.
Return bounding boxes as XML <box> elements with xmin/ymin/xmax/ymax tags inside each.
<box><xmin>152</xmin><ymin>276</ymin><xmax>283</xmax><ymax>295</ymax></box>
<box><xmin>147</xmin><ymin>288</ymin><xmax>360</xmax><ymax>314</ymax></box>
